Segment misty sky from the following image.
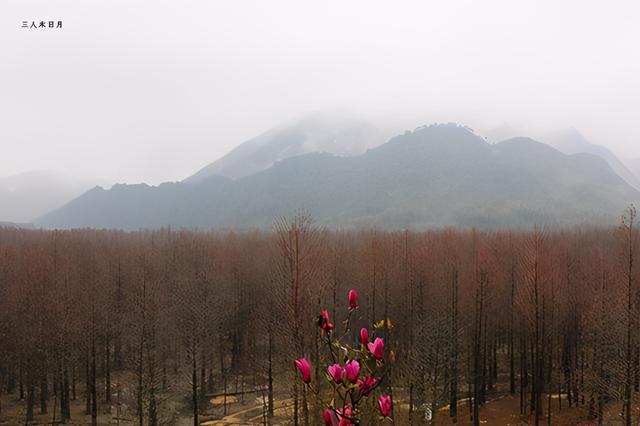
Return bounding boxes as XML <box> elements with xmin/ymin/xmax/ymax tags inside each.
<box><xmin>1</xmin><ymin>0</ymin><xmax>639</xmax><ymax>184</ymax></box>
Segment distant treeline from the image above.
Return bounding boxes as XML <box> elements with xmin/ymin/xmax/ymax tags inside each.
<box><xmin>1</xmin><ymin>210</ymin><xmax>640</xmax><ymax>425</ymax></box>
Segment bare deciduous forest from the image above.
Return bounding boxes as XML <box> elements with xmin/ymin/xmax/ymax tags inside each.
<box><xmin>2</xmin><ymin>211</ymin><xmax>640</xmax><ymax>425</ymax></box>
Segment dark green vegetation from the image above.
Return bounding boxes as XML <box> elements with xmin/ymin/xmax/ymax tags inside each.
<box><xmin>37</xmin><ymin>124</ymin><xmax>639</xmax><ymax>230</ymax></box>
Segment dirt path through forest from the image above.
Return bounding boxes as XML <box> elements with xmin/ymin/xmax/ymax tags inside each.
<box><xmin>201</xmin><ymin>398</ymin><xmax>293</xmax><ymax>425</ymax></box>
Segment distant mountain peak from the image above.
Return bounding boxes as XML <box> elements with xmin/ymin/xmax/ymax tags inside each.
<box><xmin>185</xmin><ymin>112</ymin><xmax>388</xmax><ymax>183</ymax></box>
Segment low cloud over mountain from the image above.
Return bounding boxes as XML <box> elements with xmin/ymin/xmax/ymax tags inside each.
<box><xmin>36</xmin><ymin>124</ymin><xmax>639</xmax><ymax>230</ymax></box>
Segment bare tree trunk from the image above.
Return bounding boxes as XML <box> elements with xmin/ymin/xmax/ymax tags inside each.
<box><xmin>624</xmin><ymin>206</ymin><xmax>636</xmax><ymax>426</ymax></box>
<box><xmin>268</xmin><ymin>329</ymin><xmax>274</xmax><ymax>418</ymax></box>
<box><xmin>192</xmin><ymin>346</ymin><xmax>198</xmax><ymax>426</ymax></box>
<box><xmin>26</xmin><ymin>380</ymin><xmax>35</xmax><ymax>423</ymax></box>
<box><xmin>62</xmin><ymin>366</ymin><xmax>71</xmax><ymax>422</ymax></box>
<box><xmin>91</xmin><ymin>334</ymin><xmax>97</xmax><ymax>426</ymax></box>
<box><xmin>510</xmin><ymin>257</ymin><xmax>516</xmax><ymax>395</ymax></box>
<box><xmin>105</xmin><ymin>335</ymin><xmax>111</xmax><ymax>403</ymax></box>
<box><xmin>40</xmin><ymin>374</ymin><xmax>48</xmax><ymax>415</ymax></box>
<box><xmin>85</xmin><ymin>353</ymin><xmax>91</xmax><ymax>415</ymax></box>
<box><xmin>450</xmin><ymin>268</ymin><xmax>459</xmax><ymax>422</ymax></box>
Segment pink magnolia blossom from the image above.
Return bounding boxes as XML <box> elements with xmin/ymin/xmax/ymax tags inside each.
<box><xmin>323</xmin><ymin>409</ymin><xmax>336</xmax><ymax>426</ymax></box>
<box><xmin>325</xmin><ymin>321</ymin><xmax>334</xmax><ymax>333</ymax></box>
<box><xmin>367</xmin><ymin>337</ymin><xmax>385</xmax><ymax>360</ymax></box>
<box><xmin>357</xmin><ymin>374</ymin><xmax>377</xmax><ymax>396</ymax></box>
<box><xmin>348</xmin><ymin>289</ymin><xmax>358</xmax><ymax>310</ymax></box>
<box><xmin>295</xmin><ymin>358</ymin><xmax>311</xmax><ymax>383</ymax></box>
<box><xmin>359</xmin><ymin>327</ymin><xmax>369</xmax><ymax>345</ymax></box>
<box><xmin>320</xmin><ymin>310</ymin><xmax>329</xmax><ymax>322</ymax></box>
<box><xmin>327</xmin><ymin>363</ymin><xmax>344</xmax><ymax>383</ymax></box>
<box><xmin>337</xmin><ymin>406</ymin><xmax>352</xmax><ymax>426</ymax></box>
<box><xmin>344</xmin><ymin>360</ymin><xmax>360</xmax><ymax>383</ymax></box>
<box><xmin>378</xmin><ymin>394</ymin><xmax>392</xmax><ymax>417</ymax></box>
<box><xmin>318</xmin><ymin>310</ymin><xmax>334</xmax><ymax>334</ymax></box>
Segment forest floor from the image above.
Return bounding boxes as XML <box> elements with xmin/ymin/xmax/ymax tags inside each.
<box><xmin>1</xmin><ymin>391</ymin><xmax>636</xmax><ymax>425</ymax></box>
<box><xmin>0</xmin><ymin>391</ymin><xmax>294</xmax><ymax>425</ymax></box>
<box><xmin>430</xmin><ymin>394</ymin><xmax>587</xmax><ymax>425</ymax></box>
<box><xmin>428</xmin><ymin>393</ymin><xmax>640</xmax><ymax>425</ymax></box>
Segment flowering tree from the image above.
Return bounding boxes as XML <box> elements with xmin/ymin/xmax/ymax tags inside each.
<box><xmin>295</xmin><ymin>289</ymin><xmax>394</xmax><ymax>425</ymax></box>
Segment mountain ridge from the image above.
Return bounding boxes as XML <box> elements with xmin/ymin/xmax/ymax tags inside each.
<box><xmin>538</xmin><ymin>127</ymin><xmax>640</xmax><ymax>190</ymax></box>
<box><xmin>186</xmin><ymin>112</ymin><xmax>387</xmax><ymax>182</ymax></box>
<box><xmin>36</xmin><ymin>123</ymin><xmax>639</xmax><ymax>230</ymax></box>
